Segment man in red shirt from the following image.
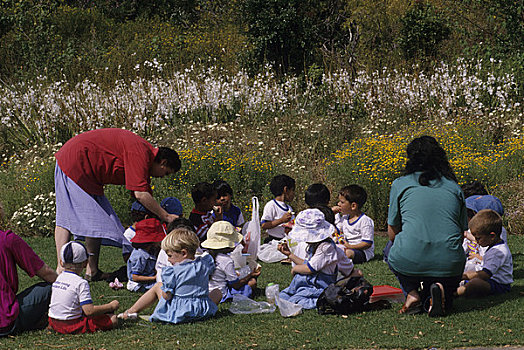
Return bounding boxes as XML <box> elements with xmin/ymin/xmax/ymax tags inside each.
<box><xmin>54</xmin><ymin>129</ymin><xmax>181</xmax><ymax>280</ymax></box>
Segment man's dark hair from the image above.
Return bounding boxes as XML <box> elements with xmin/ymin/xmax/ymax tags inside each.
<box><xmin>213</xmin><ymin>180</ymin><xmax>234</xmax><ymax>198</ymax></box>
<box><xmin>167</xmin><ymin>217</ymin><xmax>195</xmax><ymax>233</ymax></box>
<box><xmin>269</xmin><ymin>174</ymin><xmax>295</xmax><ymax>197</ymax></box>
<box><xmin>191</xmin><ymin>182</ymin><xmax>217</xmax><ymax>204</ymax></box>
<box><xmin>339</xmin><ymin>185</ymin><xmax>368</xmax><ymax>209</ymax></box>
<box><xmin>305</xmin><ymin>183</ymin><xmax>330</xmax><ymax>207</ymax></box>
<box><xmin>461</xmin><ymin>181</ymin><xmax>488</xmax><ymax>199</ymax></box>
<box><xmin>154</xmin><ymin>147</ymin><xmax>181</xmax><ymax>172</ymax></box>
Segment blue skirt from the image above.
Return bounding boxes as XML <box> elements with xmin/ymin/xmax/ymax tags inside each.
<box><xmin>55</xmin><ymin>163</ymin><xmax>126</xmax><ymax>249</ymax></box>
<box><xmin>279</xmin><ymin>272</ymin><xmax>337</xmax><ymax>310</ymax></box>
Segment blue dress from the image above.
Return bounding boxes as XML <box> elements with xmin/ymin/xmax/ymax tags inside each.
<box><xmin>279</xmin><ymin>243</ymin><xmax>338</xmax><ymax>309</ymax></box>
<box><xmin>150</xmin><ymin>254</ymin><xmax>218</xmax><ymax>324</ymax></box>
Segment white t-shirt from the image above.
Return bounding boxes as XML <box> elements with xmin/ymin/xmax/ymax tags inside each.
<box><xmin>464</xmin><ymin>227</ymin><xmax>508</xmax><ymax>258</ymax></box>
<box><xmin>208</xmin><ymin>253</ymin><xmax>238</xmax><ymax>296</ymax></box>
<box><xmin>123</xmin><ymin>226</ymin><xmax>136</xmax><ymax>243</ymax></box>
<box><xmin>261</xmin><ymin>199</ymin><xmax>294</xmax><ymax>239</ymax></box>
<box><xmin>293</xmin><ymin>241</ymin><xmax>354</xmax><ymax>276</ymax></box>
<box><xmin>481</xmin><ymin>241</ymin><xmax>513</xmax><ymax>285</ymax></box>
<box><xmin>49</xmin><ymin>271</ymin><xmax>92</xmax><ymax>320</ymax></box>
<box><xmin>305</xmin><ymin>241</ymin><xmax>339</xmax><ymax>275</ymax></box>
<box><xmin>335</xmin><ymin>213</ymin><xmax>375</xmax><ymax>261</ymax></box>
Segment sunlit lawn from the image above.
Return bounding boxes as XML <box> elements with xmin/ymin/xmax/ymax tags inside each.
<box><xmin>2</xmin><ymin>235</ymin><xmax>523</xmax><ymax>349</ymax></box>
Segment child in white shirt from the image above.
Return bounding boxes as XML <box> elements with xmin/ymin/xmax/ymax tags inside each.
<box><xmin>48</xmin><ymin>241</ymin><xmax>119</xmax><ymax>334</ymax></box>
<box><xmin>457</xmin><ymin>209</ymin><xmax>513</xmax><ymax>297</ymax></box>
<box><xmin>261</xmin><ymin>174</ymin><xmax>295</xmax><ymax>243</ymax></box>
<box><xmin>333</xmin><ymin>185</ymin><xmax>375</xmax><ymax>263</ymax></box>
<box><xmin>202</xmin><ymin>221</ymin><xmax>261</xmax><ymax>302</ymax></box>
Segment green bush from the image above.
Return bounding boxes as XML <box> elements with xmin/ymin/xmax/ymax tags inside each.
<box><xmin>399</xmin><ymin>2</ymin><xmax>450</xmax><ymax>60</ymax></box>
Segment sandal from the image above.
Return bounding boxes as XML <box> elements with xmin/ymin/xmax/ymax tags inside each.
<box><xmin>85</xmin><ymin>269</ymin><xmax>111</xmax><ymax>282</ymax></box>
<box><xmin>428</xmin><ymin>282</ymin><xmax>445</xmax><ymax>317</ymax></box>
<box><xmin>399</xmin><ymin>301</ymin><xmax>422</xmax><ymax>315</ymax></box>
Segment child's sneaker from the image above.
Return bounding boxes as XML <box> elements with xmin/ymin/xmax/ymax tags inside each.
<box><xmin>428</xmin><ymin>282</ymin><xmax>445</xmax><ymax>317</ymax></box>
<box><xmin>117</xmin><ymin>311</ymin><xmax>138</xmax><ymax>320</ymax></box>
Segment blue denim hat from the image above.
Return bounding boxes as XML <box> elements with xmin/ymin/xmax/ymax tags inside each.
<box><xmin>161</xmin><ymin>197</ymin><xmax>183</xmax><ymax>216</ymax></box>
<box><xmin>465</xmin><ymin>195</ymin><xmax>504</xmax><ymax>216</ymax></box>
<box><xmin>131</xmin><ymin>200</ymin><xmax>147</xmax><ymax>212</ymax></box>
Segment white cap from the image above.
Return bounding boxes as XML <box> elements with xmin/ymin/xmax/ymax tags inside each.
<box><xmin>60</xmin><ymin>241</ymin><xmax>90</xmax><ymax>264</ymax></box>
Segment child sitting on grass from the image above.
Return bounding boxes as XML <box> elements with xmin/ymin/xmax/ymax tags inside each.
<box><xmin>119</xmin><ymin>228</ymin><xmax>220</xmax><ymax>324</ymax></box>
<box><xmin>213</xmin><ymin>180</ymin><xmax>245</xmax><ymax>228</ymax></box>
<box><xmin>126</xmin><ymin>219</ymin><xmax>166</xmax><ymax>292</ymax></box>
<box><xmin>277</xmin><ymin>209</ymin><xmax>362</xmax><ymax>309</ymax></box>
<box><xmin>463</xmin><ymin>194</ymin><xmax>506</xmax><ymax>272</ymax></box>
<box><xmin>456</xmin><ymin>209</ymin><xmax>513</xmax><ymax>298</ymax></box>
<box><xmin>48</xmin><ymin>241</ymin><xmax>119</xmax><ymax>334</ymax></box>
<box><xmin>189</xmin><ymin>182</ymin><xmax>222</xmax><ymax>242</ymax></box>
<box><xmin>333</xmin><ymin>185</ymin><xmax>375</xmax><ymax>263</ymax></box>
<box><xmin>261</xmin><ymin>174</ymin><xmax>295</xmax><ymax>243</ymax></box>
<box><xmin>202</xmin><ymin>221</ymin><xmax>261</xmax><ymax>302</ymax></box>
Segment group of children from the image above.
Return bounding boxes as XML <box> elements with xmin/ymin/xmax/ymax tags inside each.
<box><xmin>46</xmin><ymin>176</ymin><xmax>514</xmax><ymax>334</ymax></box>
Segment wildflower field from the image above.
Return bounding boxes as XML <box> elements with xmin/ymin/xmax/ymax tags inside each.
<box><xmin>1</xmin><ymin>58</ymin><xmax>523</xmax><ymax>235</ymax></box>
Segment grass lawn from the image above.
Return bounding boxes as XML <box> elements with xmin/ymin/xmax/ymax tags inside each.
<box><xmin>2</xmin><ymin>235</ymin><xmax>523</xmax><ymax>349</ymax></box>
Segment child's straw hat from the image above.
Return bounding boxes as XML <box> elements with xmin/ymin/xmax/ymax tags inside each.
<box><xmin>131</xmin><ymin>218</ymin><xmax>166</xmax><ymax>243</ymax></box>
<box><xmin>201</xmin><ymin>221</ymin><xmax>243</xmax><ymax>249</ymax></box>
<box><xmin>289</xmin><ymin>208</ymin><xmax>335</xmax><ymax>243</ymax></box>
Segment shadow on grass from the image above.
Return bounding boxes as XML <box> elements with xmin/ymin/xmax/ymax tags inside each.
<box><xmin>451</xmin><ymin>284</ymin><xmax>523</xmax><ymax>315</ymax></box>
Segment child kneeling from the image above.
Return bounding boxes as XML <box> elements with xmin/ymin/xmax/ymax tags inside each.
<box><xmin>456</xmin><ymin>209</ymin><xmax>513</xmax><ymax>298</ymax></box>
<box><xmin>48</xmin><ymin>241</ymin><xmax>119</xmax><ymax>334</ymax></box>
<box><xmin>120</xmin><ymin>228</ymin><xmax>220</xmax><ymax>324</ymax></box>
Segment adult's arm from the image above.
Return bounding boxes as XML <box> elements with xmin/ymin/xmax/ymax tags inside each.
<box><xmin>134</xmin><ymin>191</ymin><xmax>178</xmax><ymax>223</ymax></box>
<box><xmin>387</xmin><ymin>224</ymin><xmax>400</xmax><ymax>242</ymax></box>
<box><xmin>35</xmin><ymin>263</ymin><xmax>58</xmax><ymax>283</ymax></box>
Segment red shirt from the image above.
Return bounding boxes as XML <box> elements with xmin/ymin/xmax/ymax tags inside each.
<box><xmin>55</xmin><ymin>129</ymin><xmax>158</xmax><ymax>196</ymax></box>
<box><xmin>0</xmin><ymin>230</ymin><xmax>45</xmax><ymax>329</ymax></box>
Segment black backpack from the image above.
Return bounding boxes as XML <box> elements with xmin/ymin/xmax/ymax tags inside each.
<box><xmin>317</xmin><ymin>276</ymin><xmax>376</xmax><ymax>315</ymax></box>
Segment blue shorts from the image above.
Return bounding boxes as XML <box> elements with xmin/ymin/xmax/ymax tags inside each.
<box><xmin>349</xmin><ymin>249</ymin><xmax>367</xmax><ymax>264</ymax></box>
<box><xmin>487</xmin><ymin>279</ymin><xmax>511</xmax><ymax>295</ymax></box>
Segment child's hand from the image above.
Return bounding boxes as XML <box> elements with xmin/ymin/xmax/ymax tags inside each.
<box><xmin>110</xmin><ymin>300</ymin><xmax>120</xmax><ymax>311</ymax></box>
<box><xmin>251</xmin><ymin>269</ymin><xmax>261</xmax><ymax>278</ymax></box>
<box><xmin>332</xmin><ymin>205</ymin><xmax>342</xmax><ymax>214</ymax></box>
<box><xmin>280</xmin><ymin>211</ymin><xmax>292</xmax><ymax>223</ymax></box>
<box><xmin>213</xmin><ymin>206</ymin><xmax>223</xmax><ymax>220</ymax></box>
<box><xmin>278</xmin><ymin>242</ymin><xmax>291</xmax><ymax>256</ymax></box>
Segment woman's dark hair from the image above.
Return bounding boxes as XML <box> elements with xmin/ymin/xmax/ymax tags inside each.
<box><xmin>404</xmin><ymin>135</ymin><xmax>457</xmax><ymax>185</ymax></box>
<box><xmin>154</xmin><ymin>147</ymin><xmax>181</xmax><ymax>172</ymax></box>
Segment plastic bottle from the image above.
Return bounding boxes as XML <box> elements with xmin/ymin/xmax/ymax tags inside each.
<box><xmin>265</xmin><ymin>283</ymin><xmax>279</xmax><ymax>304</ymax></box>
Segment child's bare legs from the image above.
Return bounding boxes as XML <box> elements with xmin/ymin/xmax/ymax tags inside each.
<box><xmin>456</xmin><ymin>278</ymin><xmax>491</xmax><ymax>297</ymax></box>
<box><xmin>110</xmin><ymin>314</ymin><xmax>118</xmax><ymax>326</ymax></box>
<box><xmin>125</xmin><ymin>283</ymin><xmax>163</xmax><ymax>316</ymax></box>
<box><xmin>345</xmin><ymin>249</ymin><xmax>355</xmax><ymax>259</ymax></box>
<box><xmin>209</xmin><ymin>288</ymin><xmax>222</xmax><ymax>305</ymax></box>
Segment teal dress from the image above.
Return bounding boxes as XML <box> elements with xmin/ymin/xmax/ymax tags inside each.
<box><xmin>387</xmin><ymin>172</ymin><xmax>467</xmax><ymax>277</ymax></box>
<box><xmin>150</xmin><ymin>254</ymin><xmax>217</xmax><ymax>324</ymax></box>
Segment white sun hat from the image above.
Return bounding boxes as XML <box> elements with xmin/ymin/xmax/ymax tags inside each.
<box><xmin>288</xmin><ymin>208</ymin><xmax>335</xmax><ymax>243</ymax></box>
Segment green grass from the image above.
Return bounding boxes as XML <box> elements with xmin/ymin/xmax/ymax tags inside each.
<box><xmin>2</xmin><ymin>235</ymin><xmax>523</xmax><ymax>349</ymax></box>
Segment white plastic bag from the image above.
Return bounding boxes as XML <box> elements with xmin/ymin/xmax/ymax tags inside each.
<box><xmin>257</xmin><ymin>240</ymin><xmax>286</xmax><ymax>263</ymax></box>
<box><xmin>229</xmin><ymin>294</ymin><xmax>276</xmax><ymax>314</ymax></box>
<box><xmin>242</xmin><ymin>196</ymin><xmax>261</xmax><ymax>266</ymax></box>
<box><xmin>275</xmin><ymin>295</ymin><xmax>302</xmax><ymax>317</ymax></box>
<box><xmin>265</xmin><ymin>283</ymin><xmax>279</xmax><ymax>304</ymax></box>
